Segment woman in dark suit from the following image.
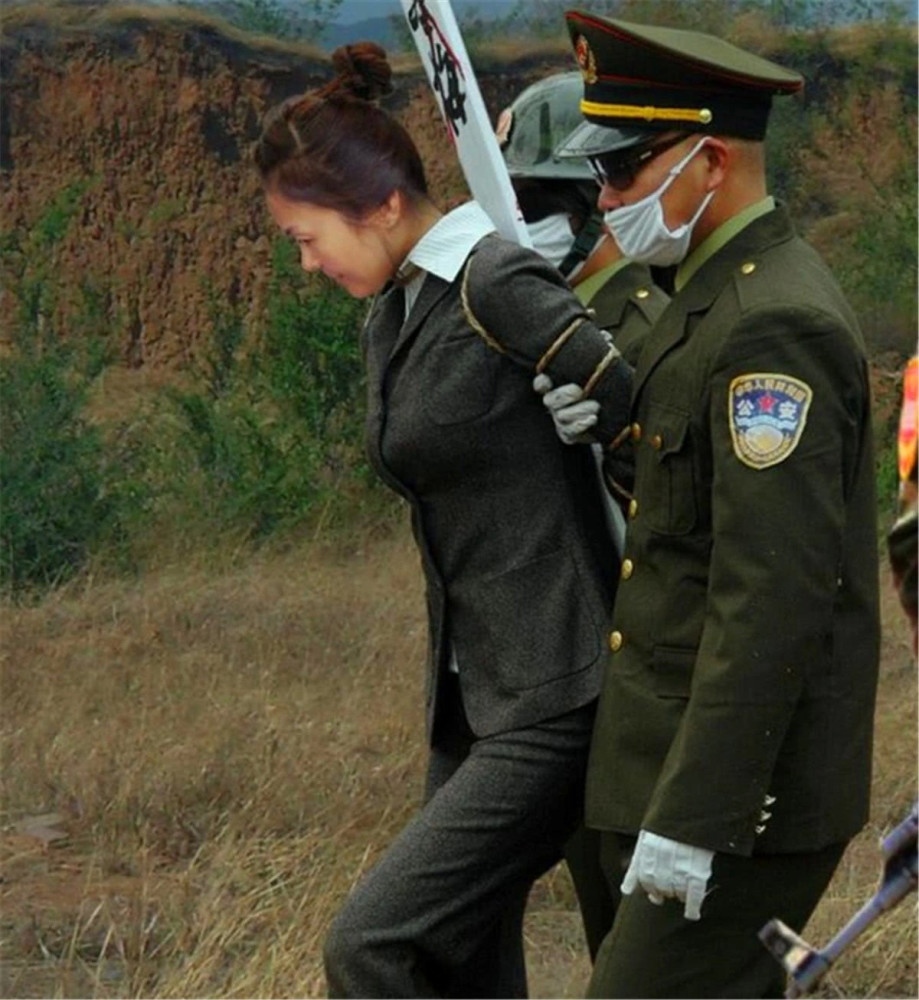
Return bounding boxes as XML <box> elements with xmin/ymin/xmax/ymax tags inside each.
<box><xmin>255</xmin><ymin>43</ymin><xmax>631</xmax><ymax>999</ymax></box>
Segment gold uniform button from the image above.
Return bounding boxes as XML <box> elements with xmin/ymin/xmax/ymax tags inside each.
<box><xmin>635</xmin><ymin>288</ymin><xmax>650</xmax><ymax>299</ymax></box>
<box><xmin>741</xmin><ymin>262</ymin><xmax>756</xmax><ymax>275</ymax></box>
<box><xmin>621</xmin><ymin>559</ymin><xmax>634</xmax><ymax>580</ymax></box>
<box><xmin>631</xmin><ymin>422</ymin><xmax>642</xmax><ymax>440</ymax></box>
<box><xmin>608</xmin><ymin>630</ymin><xmax>623</xmax><ymax>652</ymax></box>
<box><xmin>650</xmin><ymin>433</ymin><xmax>663</xmax><ymax>450</ymax></box>
<box><xmin>628</xmin><ymin>498</ymin><xmax>639</xmax><ymax>519</ymax></box>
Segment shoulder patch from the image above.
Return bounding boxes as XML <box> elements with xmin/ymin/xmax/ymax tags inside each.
<box><xmin>728</xmin><ymin>373</ymin><xmax>813</xmax><ymax>469</ymax></box>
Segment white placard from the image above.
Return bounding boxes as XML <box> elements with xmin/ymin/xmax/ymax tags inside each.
<box><xmin>400</xmin><ymin>0</ymin><xmax>531</xmax><ymax>247</ymax></box>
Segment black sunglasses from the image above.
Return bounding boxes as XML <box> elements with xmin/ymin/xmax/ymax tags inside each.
<box><xmin>588</xmin><ymin>133</ymin><xmax>689</xmax><ymax>191</ymax></box>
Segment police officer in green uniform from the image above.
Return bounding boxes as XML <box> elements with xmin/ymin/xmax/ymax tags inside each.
<box><xmin>544</xmin><ymin>12</ymin><xmax>881</xmax><ymax>997</ymax></box>
<box><xmin>498</xmin><ymin>71</ymin><xmax>670</xmax><ymax>959</ymax></box>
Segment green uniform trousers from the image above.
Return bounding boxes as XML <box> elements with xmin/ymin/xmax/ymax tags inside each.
<box><xmin>588</xmin><ymin>832</ymin><xmax>846</xmax><ymax>999</ymax></box>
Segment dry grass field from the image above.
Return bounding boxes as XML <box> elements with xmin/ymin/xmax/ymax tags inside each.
<box><xmin>1</xmin><ymin>521</ymin><xmax>916</xmax><ymax>999</ymax></box>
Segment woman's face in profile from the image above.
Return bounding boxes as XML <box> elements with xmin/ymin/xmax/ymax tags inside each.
<box><xmin>266</xmin><ymin>188</ymin><xmax>396</xmax><ymax>299</ymax></box>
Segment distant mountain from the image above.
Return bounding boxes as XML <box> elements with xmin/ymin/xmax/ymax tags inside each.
<box><xmin>334</xmin><ymin>0</ymin><xmax>516</xmax><ymax>24</ymax></box>
<box><xmin>321</xmin><ymin>1</ymin><xmax>519</xmax><ymax>52</ymax></box>
<box><xmin>325</xmin><ymin>14</ymin><xmax>402</xmax><ymax>49</ymax></box>
<box><xmin>334</xmin><ymin>0</ymin><xmax>401</xmax><ymax>22</ymax></box>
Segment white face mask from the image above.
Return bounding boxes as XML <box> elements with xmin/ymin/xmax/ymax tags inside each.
<box><xmin>525</xmin><ymin>213</ymin><xmax>576</xmax><ymax>270</ymax></box>
<box><xmin>526</xmin><ymin>212</ymin><xmax>598</xmax><ymax>282</ymax></box>
<box><xmin>603</xmin><ymin>137</ymin><xmax>715</xmax><ymax>267</ymax></box>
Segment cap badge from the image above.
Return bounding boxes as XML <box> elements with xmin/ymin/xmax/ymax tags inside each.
<box><xmin>729</xmin><ymin>373</ymin><xmax>813</xmax><ymax>469</ymax></box>
<box><xmin>574</xmin><ymin>35</ymin><xmax>598</xmax><ymax>84</ymax></box>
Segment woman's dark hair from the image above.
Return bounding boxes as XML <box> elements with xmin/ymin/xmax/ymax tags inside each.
<box><xmin>254</xmin><ymin>42</ymin><xmax>428</xmax><ymax>220</ymax></box>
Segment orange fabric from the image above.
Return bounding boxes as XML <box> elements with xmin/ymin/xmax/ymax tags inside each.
<box><xmin>898</xmin><ymin>356</ymin><xmax>918</xmax><ymax>485</ymax></box>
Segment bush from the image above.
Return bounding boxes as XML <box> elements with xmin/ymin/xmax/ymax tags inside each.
<box><xmin>257</xmin><ymin>239</ymin><xmax>366</xmax><ymax>442</ymax></box>
<box><xmin>0</xmin><ymin>335</ymin><xmax>119</xmax><ymax>594</ymax></box>
<box><xmin>0</xmin><ymin>179</ymin><xmax>131</xmax><ymax>594</ymax></box>
<box><xmin>167</xmin><ymin>387</ymin><xmax>326</xmax><ymax>539</ymax></box>
<box><xmin>195</xmin><ymin>0</ymin><xmax>344</xmax><ymax>42</ymax></box>
<box><xmin>0</xmin><ymin>190</ymin><xmax>375</xmax><ymax>591</ymax></box>
<box><xmin>158</xmin><ymin>240</ymin><xmax>369</xmax><ymax>542</ymax></box>
<box><xmin>790</xmin><ymin>68</ymin><xmax>917</xmax><ymax>354</ymax></box>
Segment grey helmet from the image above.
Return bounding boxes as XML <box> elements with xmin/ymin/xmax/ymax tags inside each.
<box><xmin>496</xmin><ymin>72</ymin><xmax>594</xmax><ymax>182</ymax></box>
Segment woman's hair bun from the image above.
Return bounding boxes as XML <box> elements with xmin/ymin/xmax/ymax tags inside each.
<box><xmin>330</xmin><ymin>42</ymin><xmax>393</xmax><ymax>102</ymax></box>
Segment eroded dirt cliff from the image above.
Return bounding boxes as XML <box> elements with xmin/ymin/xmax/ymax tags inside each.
<box><xmin>0</xmin><ymin>3</ymin><xmax>561</xmax><ymax>369</ymax></box>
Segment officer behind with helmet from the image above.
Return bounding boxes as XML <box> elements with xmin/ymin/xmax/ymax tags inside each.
<box><xmin>498</xmin><ymin>74</ymin><xmax>671</xmax><ymax>960</ymax></box>
<box><xmin>541</xmin><ymin>13</ymin><xmax>880</xmax><ymax>997</ymax></box>
<box><xmin>498</xmin><ymin>73</ymin><xmax>670</xmax><ymax>529</ymax></box>
<box><xmin>496</xmin><ymin>71</ymin><xmax>670</xmax><ymax>368</ymax></box>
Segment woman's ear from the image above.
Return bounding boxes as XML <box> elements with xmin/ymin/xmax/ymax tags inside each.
<box><xmin>369</xmin><ymin>189</ymin><xmax>403</xmax><ymax>229</ymax></box>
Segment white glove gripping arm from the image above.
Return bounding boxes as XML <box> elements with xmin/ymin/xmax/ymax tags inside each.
<box><xmin>533</xmin><ymin>373</ymin><xmax>600</xmax><ymax>444</ymax></box>
<box><xmin>533</xmin><ymin>372</ymin><xmax>627</xmax><ymax>554</ymax></box>
<box><xmin>621</xmin><ymin>829</ymin><xmax>715</xmax><ymax>921</ymax></box>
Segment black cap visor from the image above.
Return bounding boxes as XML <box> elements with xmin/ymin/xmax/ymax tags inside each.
<box><xmin>555</xmin><ymin>119</ymin><xmax>657</xmax><ymax>159</ymax></box>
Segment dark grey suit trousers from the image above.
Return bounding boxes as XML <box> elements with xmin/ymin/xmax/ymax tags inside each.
<box><xmin>324</xmin><ymin>674</ymin><xmax>595</xmax><ymax>998</ymax></box>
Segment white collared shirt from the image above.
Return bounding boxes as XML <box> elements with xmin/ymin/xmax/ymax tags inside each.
<box><xmin>400</xmin><ymin>200</ymin><xmax>496</xmax><ymax>317</ymax></box>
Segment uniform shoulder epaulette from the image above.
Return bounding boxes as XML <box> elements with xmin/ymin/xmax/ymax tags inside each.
<box><xmin>631</xmin><ymin>282</ymin><xmax>669</xmax><ymax>322</ymax></box>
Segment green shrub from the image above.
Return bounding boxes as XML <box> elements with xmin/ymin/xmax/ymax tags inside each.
<box><xmin>836</xmin><ymin>146</ymin><xmax>917</xmax><ymax>352</ymax></box>
<box><xmin>257</xmin><ymin>239</ymin><xmax>366</xmax><ymax>441</ymax></box>
<box><xmin>198</xmin><ymin>0</ymin><xmax>343</xmax><ymax>41</ymax></box>
<box><xmin>0</xmin><ymin>335</ymin><xmax>119</xmax><ymax>594</ymax></box>
<box><xmin>875</xmin><ymin>436</ymin><xmax>901</xmax><ymax>531</ymax></box>
<box><xmin>0</xmin><ymin>196</ymin><xmax>375</xmax><ymax>588</ymax></box>
<box><xmin>167</xmin><ymin>388</ymin><xmax>325</xmax><ymax>539</ymax></box>
<box><xmin>158</xmin><ymin>242</ymin><xmax>368</xmax><ymax>541</ymax></box>
<box><xmin>0</xmin><ymin>177</ymin><xmax>129</xmax><ymax>594</ymax></box>
<box><xmin>32</xmin><ymin>179</ymin><xmax>91</xmax><ymax>249</ymax></box>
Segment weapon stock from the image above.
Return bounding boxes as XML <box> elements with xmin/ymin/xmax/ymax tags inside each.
<box><xmin>759</xmin><ymin>805</ymin><xmax>918</xmax><ymax>998</ymax></box>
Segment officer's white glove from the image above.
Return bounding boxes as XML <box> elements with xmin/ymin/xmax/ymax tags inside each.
<box><xmin>532</xmin><ymin>374</ymin><xmax>599</xmax><ymax>444</ymax></box>
<box><xmin>621</xmin><ymin>829</ymin><xmax>714</xmax><ymax>921</ymax></box>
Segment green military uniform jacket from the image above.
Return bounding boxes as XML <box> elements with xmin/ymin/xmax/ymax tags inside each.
<box><xmin>579</xmin><ymin>259</ymin><xmax>670</xmax><ymax>367</ymax></box>
<box><xmin>585</xmin><ymin>205</ymin><xmax>880</xmax><ymax>856</ymax></box>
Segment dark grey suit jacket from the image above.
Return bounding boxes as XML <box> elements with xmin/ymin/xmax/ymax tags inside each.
<box><xmin>363</xmin><ymin>233</ymin><xmax>633</xmax><ymax>741</ymax></box>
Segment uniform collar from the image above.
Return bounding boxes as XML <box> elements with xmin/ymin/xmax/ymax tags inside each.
<box><xmin>575</xmin><ymin>257</ymin><xmax>631</xmax><ymax>305</ymax></box>
<box><xmin>675</xmin><ymin>195</ymin><xmax>775</xmax><ymax>292</ymax></box>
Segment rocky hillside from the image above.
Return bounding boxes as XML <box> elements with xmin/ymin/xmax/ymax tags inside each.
<box><xmin>0</xmin><ymin>3</ymin><xmax>564</xmax><ymax>369</ymax></box>
<box><xmin>2</xmin><ymin>3</ymin><xmax>915</xmax><ymax>372</ymax></box>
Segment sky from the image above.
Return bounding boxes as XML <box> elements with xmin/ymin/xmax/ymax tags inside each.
<box><xmin>334</xmin><ymin>0</ymin><xmax>516</xmax><ymax>23</ymax></box>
